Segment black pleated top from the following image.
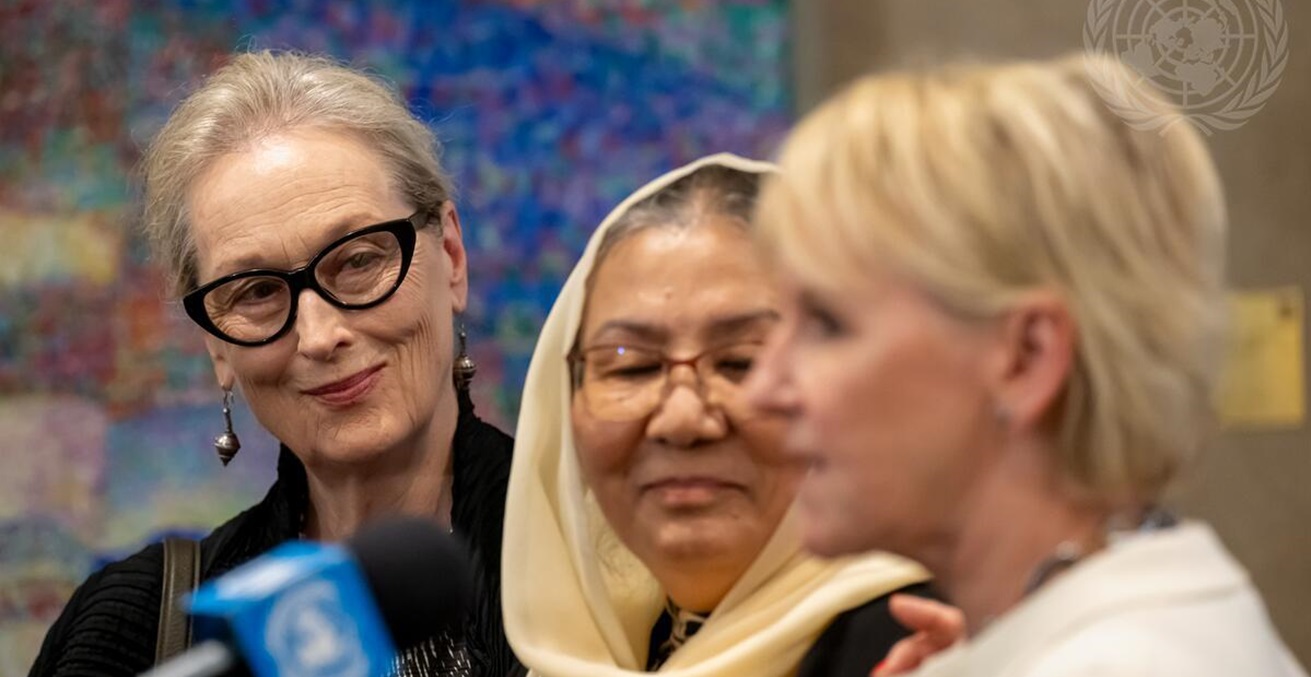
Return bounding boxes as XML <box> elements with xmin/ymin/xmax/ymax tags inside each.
<box><xmin>28</xmin><ymin>391</ymin><xmax>519</xmax><ymax>677</ymax></box>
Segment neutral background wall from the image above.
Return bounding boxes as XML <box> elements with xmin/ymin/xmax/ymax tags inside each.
<box><xmin>793</xmin><ymin>0</ymin><xmax>1310</xmax><ymax>666</ymax></box>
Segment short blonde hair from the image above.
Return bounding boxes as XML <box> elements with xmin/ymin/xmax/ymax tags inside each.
<box><xmin>140</xmin><ymin>50</ymin><xmax>454</xmax><ymax>297</ymax></box>
<box><xmin>757</xmin><ymin>54</ymin><xmax>1228</xmax><ymax>501</ymax></box>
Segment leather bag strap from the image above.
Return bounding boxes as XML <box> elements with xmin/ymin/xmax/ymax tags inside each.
<box><xmin>155</xmin><ymin>537</ymin><xmax>201</xmax><ymax>664</ymax></box>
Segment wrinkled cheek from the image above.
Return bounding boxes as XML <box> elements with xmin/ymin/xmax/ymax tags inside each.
<box><xmin>239</xmin><ymin>386</ymin><xmax>296</xmax><ymax>441</ymax></box>
<box><xmin>390</xmin><ymin>309</ymin><xmax>450</xmax><ymax>412</ymax></box>
<box><xmin>229</xmin><ymin>352</ymin><xmax>306</xmax><ymax>443</ymax></box>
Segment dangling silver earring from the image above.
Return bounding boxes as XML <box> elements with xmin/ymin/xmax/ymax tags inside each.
<box><xmin>453</xmin><ymin>323</ymin><xmax>477</xmax><ymax>392</ymax></box>
<box><xmin>214</xmin><ymin>388</ymin><xmax>241</xmax><ymax>466</ymax></box>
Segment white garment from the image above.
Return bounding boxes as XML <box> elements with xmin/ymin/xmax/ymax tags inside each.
<box><xmin>912</xmin><ymin>523</ymin><xmax>1306</xmax><ymax>677</ymax></box>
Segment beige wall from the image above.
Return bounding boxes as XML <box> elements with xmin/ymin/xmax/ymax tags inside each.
<box><xmin>792</xmin><ymin>0</ymin><xmax>1311</xmax><ymax>666</ymax></box>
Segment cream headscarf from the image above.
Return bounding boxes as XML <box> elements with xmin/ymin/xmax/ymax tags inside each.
<box><xmin>502</xmin><ymin>153</ymin><xmax>929</xmax><ymax>677</ymax></box>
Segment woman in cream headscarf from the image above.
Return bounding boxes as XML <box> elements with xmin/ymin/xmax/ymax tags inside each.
<box><xmin>502</xmin><ymin>153</ymin><xmax>929</xmax><ymax>677</ymax></box>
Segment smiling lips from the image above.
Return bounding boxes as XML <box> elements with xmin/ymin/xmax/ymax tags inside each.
<box><xmin>302</xmin><ymin>365</ymin><xmax>383</xmax><ymax>406</ymax></box>
<box><xmin>644</xmin><ymin>477</ymin><xmax>743</xmax><ymax>508</ymax></box>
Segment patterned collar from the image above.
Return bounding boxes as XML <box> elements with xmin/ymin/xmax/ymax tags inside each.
<box><xmin>648</xmin><ymin>599</ymin><xmax>711</xmax><ymax>670</ymax></box>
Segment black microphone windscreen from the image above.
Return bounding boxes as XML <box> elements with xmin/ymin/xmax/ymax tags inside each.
<box><xmin>345</xmin><ymin>516</ymin><xmax>474</xmax><ymax>651</ymax></box>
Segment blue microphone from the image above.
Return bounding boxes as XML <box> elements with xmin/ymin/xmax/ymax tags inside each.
<box><xmin>141</xmin><ymin>517</ymin><xmax>472</xmax><ymax>677</ymax></box>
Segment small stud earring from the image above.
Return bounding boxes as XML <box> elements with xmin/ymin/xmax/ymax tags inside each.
<box><xmin>214</xmin><ymin>388</ymin><xmax>241</xmax><ymax>466</ymax></box>
<box><xmin>994</xmin><ymin>403</ymin><xmax>1012</xmax><ymax>428</ymax></box>
<box><xmin>453</xmin><ymin>323</ymin><xmax>477</xmax><ymax>392</ymax></box>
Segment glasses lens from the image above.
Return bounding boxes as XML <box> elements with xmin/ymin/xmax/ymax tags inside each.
<box><xmin>315</xmin><ymin>230</ymin><xmax>405</xmax><ymax>305</ymax></box>
<box><xmin>578</xmin><ymin>346</ymin><xmax>665</xmax><ymax>421</ymax></box>
<box><xmin>700</xmin><ymin>341</ymin><xmax>762</xmax><ymax>387</ymax></box>
<box><xmin>576</xmin><ymin>341</ymin><xmax>765</xmax><ymax>421</ymax></box>
<box><xmin>204</xmin><ymin>275</ymin><xmax>292</xmax><ymax>343</ymax></box>
<box><xmin>694</xmin><ymin>342</ymin><xmax>765</xmax><ymax>421</ymax></box>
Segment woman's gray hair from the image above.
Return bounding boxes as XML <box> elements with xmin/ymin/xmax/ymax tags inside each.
<box><xmin>571</xmin><ymin>164</ymin><xmax>765</xmax><ymax>382</ymax></box>
<box><xmin>140</xmin><ymin>50</ymin><xmax>454</xmax><ymax>297</ymax></box>
<box><xmin>591</xmin><ymin>164</ymin><xmax>763</xmax><ymax>271</ymax></box>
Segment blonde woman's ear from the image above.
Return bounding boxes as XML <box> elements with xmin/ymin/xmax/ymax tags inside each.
<box><xmin>991</xmin><ymin>292</ymin><xmax>1076</xmax><ymax>431</ymax></box>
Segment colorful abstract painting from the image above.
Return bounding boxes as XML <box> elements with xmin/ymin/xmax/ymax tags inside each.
<box><xmin>0</xmin><ymin>0</ymin><xmax>791</xmax><ymax>671</ymax></box>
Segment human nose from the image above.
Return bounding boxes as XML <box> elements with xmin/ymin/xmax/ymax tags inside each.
<box><xmin>294</xmin><ymin>289</ymin><xmax>353</xmax><ymax>361</ymax></box>
<box><xmin>645</xmin><ymin>363</ymin><xmax>726</xmax><ymax>447</ymax></box>
<box><xmin>744</xmin><ymin>325</ymin><xmax>800</xmax><ymax>418</ymax></box>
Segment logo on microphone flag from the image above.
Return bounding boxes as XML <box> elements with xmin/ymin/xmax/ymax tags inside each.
<box><xmin>188</xmin><ymin>542</ymin><xmax>397</xmax><ymax>677</ymax></box>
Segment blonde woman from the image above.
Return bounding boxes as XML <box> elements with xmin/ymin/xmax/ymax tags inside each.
<box><xmin>747</xmin><ymin>54</ymin><xmax>1306</xmax><ymax>676</ymax></box>
<box><xmin>502</xmin><ymin>154</ymin><xmax>929</xmax><ymax>677</ymax></box>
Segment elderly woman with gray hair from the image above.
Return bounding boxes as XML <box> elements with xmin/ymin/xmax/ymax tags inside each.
<box><xmin>30</xmin><ymin>51</ymin><xmax>518</xmax><ymax>677</ymax></box>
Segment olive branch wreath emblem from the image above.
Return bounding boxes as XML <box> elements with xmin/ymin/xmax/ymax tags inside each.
<box><xmin>1083</xmin><ymin>0</ymin><xmax>1288</xmax><ymax>135</ymax></box>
